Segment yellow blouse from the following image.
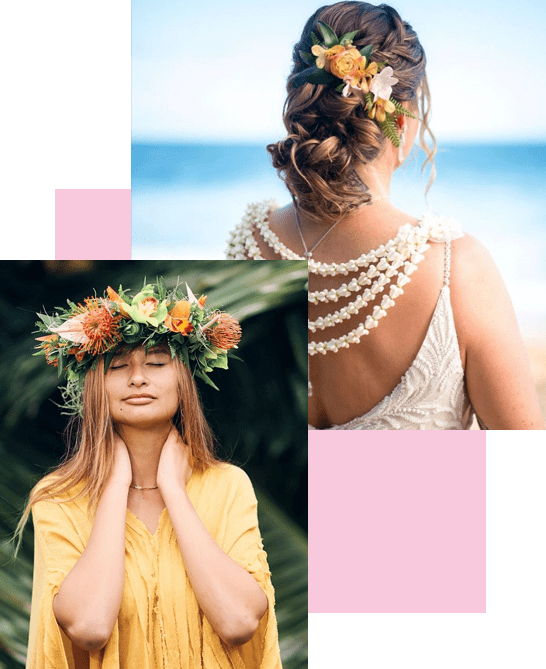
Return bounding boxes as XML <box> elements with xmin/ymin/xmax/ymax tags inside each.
<box><xmin>26</xmin><ymin>463</ymin><xmax>282</xmax><ymax>668</ymax></box>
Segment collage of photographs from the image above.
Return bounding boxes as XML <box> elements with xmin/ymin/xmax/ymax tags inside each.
<box><xmin>0</xmin><ymin>0</ymin><xmax>546</xmax><ymax>669</ymax></box>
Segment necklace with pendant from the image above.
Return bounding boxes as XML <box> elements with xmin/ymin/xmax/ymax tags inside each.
<box><xmin>294</xmin><ymin>195</ymin><xmax>389</xmax><ymax>260</ymax></box>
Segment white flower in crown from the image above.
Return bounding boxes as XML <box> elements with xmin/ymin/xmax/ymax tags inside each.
<box><xmin>369</xmin><ymin>66</ymin><xmax>398</xmax><ymax>102</ymax></box>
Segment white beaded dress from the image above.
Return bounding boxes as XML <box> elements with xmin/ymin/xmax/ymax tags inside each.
<box><xmin>226</xmin><ymin>200</ymin><xmax>475</xmax><ymax>431</ymax></box>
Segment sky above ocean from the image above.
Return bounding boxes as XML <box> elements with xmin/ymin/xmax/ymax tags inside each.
<box><xmin>132</xmin><ymin>0</ymin><xmax>546</xmax><ymax>144</ymax></box>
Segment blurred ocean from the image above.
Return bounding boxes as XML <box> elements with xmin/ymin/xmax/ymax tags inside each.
<box><xmin>132</xmin><ymin>143</ymin><xmax>546</xmax><ymax>336</ymax></box>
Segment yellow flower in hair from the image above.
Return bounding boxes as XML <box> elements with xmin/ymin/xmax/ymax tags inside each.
<box><xmin>311</xmin><ymin>43</ymin><xmax>344</xmax><ymax>69</ymax></box>
<box><xmin>329</xmin><ymin>46</ymin><xmax>363</xmax><ymax>80</ymax></box>
<box><xmin>368</xmin><ymin>97</ymin><xmax>396</xmax><ymax>123</ymax></box>
<box><xmin>342</xmin><ymin>58</ymin><xmax>379</xmax><ymax>97</ymax></box>
<box><xmin>356</xmin><ymin>58</ymin><xmax>378</xmax><ymax>92</ymax></box>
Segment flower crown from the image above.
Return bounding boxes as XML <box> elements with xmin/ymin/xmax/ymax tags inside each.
<box><xmin>34</xmin><ymin>278</ymin><xmax>242</xmax><ymax>415</ymax></box>
<box><xmin>292</xmin><ymin>21</ymin><xmax>418</xmax><ymax>147</ymax></box>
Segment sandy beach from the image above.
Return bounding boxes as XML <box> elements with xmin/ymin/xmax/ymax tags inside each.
<box><xmin>470</xmin><ymin>336</ymin><xmax>546</xmax><ymax>429</ymax></box>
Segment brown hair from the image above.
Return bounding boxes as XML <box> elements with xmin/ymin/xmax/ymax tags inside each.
<box><xmin>267</xmin><ymin>1</ymin><xmax>437</xmax><ymax>225</ymax></box>
<box><xmin>12</xmin><ymin>352</ymin><xmax>221</xmax><ymax>556</ymax></box>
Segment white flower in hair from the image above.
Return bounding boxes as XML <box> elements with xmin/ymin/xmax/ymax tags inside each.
<box><xmin>369</xmin><ymin>66</ymin><xmax>398</xmax><ymax>102</ymax></box>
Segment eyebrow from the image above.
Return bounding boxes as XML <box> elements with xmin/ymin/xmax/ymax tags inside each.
<box><xmin>111</xmin><ymin>346</ymin><xmax>170</xmax><ymax>361</ymax></box>
<box><xmin>145</xmin><ymin>346</ymin><xmax>170</xmax><ymax>354</ymax></box>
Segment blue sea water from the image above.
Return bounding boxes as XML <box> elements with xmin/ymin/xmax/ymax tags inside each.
<box><xmin>132</xmin><ymin>142</ymin><xmax>546</xmax><ymax>334</ymax></box>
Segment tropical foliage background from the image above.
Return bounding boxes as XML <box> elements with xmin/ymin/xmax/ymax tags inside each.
<box><xmin>0</xmin><ymin>260</ymin><xmax>308</xmax><ymax>669</ymax></box>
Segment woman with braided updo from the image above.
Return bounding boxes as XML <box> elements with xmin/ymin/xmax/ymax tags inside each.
<box><xmin>226</xmin><ymin>1</ymin><xmax>543</xmax><ymax>430</ymax></box>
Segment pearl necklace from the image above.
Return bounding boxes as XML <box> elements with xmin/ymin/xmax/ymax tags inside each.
<box><xmin>294</xmin><ymin>195</ymin><xmax>389</xmax><ymax>259</ymax></box>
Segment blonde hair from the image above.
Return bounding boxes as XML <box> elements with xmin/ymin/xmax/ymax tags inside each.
<box><xmin>267</xmin><ymin>1</ymin><xmax>437</xmax><ymax>225</ymax></box>
<box><xmin>12</xmin><ymin>353</ymin><xmax>221</xmax><ymax>557</ymax></box>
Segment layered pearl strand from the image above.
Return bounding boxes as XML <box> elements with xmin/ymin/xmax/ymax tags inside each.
<box><xmin>308</xmin><ymin>222</ymin><xmax>431</xmax><ymax>354</ymax></box>
<box><xmin>225</xmin><ymin>201</ymin><xmax>461</xmax><ymax>396</ymax></box>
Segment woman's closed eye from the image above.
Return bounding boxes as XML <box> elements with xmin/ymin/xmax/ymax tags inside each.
<box><xmin>110</xmin><ymin>362</ymin><xmax>165</xmax><ymax>369</ymax></box>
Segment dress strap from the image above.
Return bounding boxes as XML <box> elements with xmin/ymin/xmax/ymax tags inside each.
<box><xmin>444</xmin><ymin>238</ymin><xmax>452</xmax><ymax>286</ymax></box>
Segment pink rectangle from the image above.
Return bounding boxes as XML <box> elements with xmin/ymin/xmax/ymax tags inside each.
<box><xmin>309</xmin><ymin>431</ymin><xmax>486</xmax><ymax>613</ymax></box>
<box><xmin>55</xmin><ymin>189</ymin><xmax>131</xmax><ymax>259</ymax></box>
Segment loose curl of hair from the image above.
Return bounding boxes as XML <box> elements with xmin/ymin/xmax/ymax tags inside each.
<box><xmin>11</xmin><ymin>351</ymin><xmax>222</xmax><ymax>557</ymax></box>
<box><xmin>267</xmin><ymin>1</ymin><xmax>437</xmax><ymax>226</ymax></box>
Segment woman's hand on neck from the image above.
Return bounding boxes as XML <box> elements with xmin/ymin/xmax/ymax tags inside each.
<box><xmin>115</xmin><ymin>421</ymin><xmax>172</xmax><ymax>489</ymax></box>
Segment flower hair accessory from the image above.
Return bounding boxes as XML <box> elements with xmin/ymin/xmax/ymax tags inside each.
<box><xmin>293</xmin><ymin>21</ymin><xmax>418</xmax><ymax>147</ymax></box>
<box><xmin>34</xmin><ymin>278</ymin><xmax>242</xmax><ymax>415</ymax></box>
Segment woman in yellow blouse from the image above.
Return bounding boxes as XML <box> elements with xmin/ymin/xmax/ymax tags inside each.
<box><xmin>16</xmin><ymin>280</ymin><xmax>282</xmax><ymax>669</ymax></box>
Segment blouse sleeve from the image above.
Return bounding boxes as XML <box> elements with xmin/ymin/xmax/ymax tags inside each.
<box><xmin>26</xmin><ymin>495</ymin><xmax>86</xmax><ymax>669</ymax></box>
<box><xmin>202</xmin><ymin>467</ymin><xmax>283</xmax><ymax>669</ymax></box>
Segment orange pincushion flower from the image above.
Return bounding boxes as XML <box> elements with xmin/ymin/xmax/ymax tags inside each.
<box><xmin>77</xmin><ymin>298</ymin><xmax>122</xmax><ymax>355</ymax></box>
<box><xmin>50</xmin><ymin>298</ymin><xmax>122</xmax><ymax>355</ymax></box>
<box><xmin>204</xmin><ymin>313</ymin><xmax>241</xmax><ymax>350</ymax></box>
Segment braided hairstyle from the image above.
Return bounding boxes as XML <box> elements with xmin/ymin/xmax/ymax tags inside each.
<box><xmin>267</xmin><ymin>2</ymin><xmax>437</xmax><ymax>226</ymax></box>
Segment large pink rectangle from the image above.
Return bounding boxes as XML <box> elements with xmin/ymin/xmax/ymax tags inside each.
<box><xmin>309</xmin><ymin>431</ymin><xmax>486</xmax><ymax>613</ymax></box>
<box><xmin>55</xmin><ymin>189</ymin><xmax>131</xmax><ymax>259</ymax></box>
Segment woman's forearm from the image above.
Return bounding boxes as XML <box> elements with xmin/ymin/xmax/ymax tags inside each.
<box><xmin>53</xmin><ymin>481</ymin><xmax>129</xmax><ymax>650</ymax></box>
<box><xmin>162</xmin><ymin>484</ymin><xmax>268</xmax><ymax>646</ymax></box>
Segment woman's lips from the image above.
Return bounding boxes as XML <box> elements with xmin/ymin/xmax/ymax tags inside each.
<box><xmin>123</xmin><ymin>395</ymin><xmax>156</xmax><ymax>405</ymax></box>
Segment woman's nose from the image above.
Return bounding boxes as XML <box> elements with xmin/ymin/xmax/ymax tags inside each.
<box><xmin>128</xmin><ymin>362</ymin><xmax>148</xmax><ymax>386</ymax></box>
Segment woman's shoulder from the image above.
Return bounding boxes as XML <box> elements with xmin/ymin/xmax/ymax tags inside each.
<box><xmin>226</xmin><ymin>198</ymin><xmax>309</xmax><ymax>261</ymax></box>
<box><xmin>449</xmin><ymin>231</ymin><xmax>513</xmax><ymax>347</ymax></box>
<box><xmin>198</xmin><ymin>462</ymin><xmax>255</xmax><ymax>496</ymax></box>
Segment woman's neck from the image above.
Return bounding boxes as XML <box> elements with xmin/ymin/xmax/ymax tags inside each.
<box><xmin>115</xmin><ymin>422</ymin><xmax>171</xmax><ymax>487</ymax></box>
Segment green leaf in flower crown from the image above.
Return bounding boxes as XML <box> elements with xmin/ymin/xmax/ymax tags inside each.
<box><xmin>317</xmin><ymin>21</ymin><xmax>339</xmax><ymax>48</ymax></box>
<box><xmin>310</xmin><ymin>31</ymin><xmax>321</xmax><ymax>46</ymax></box>
<box><xmin>299</xmin><ymin>50</ymin><xmax>315</xmax><ymax>66</ymax></box>
<box><xmin>37</xmin><ymin>313</ymin><xmax>58</xmax><ymax>328</ymax></box>
<box><xmin>174</xmin><ymin>340</ymin><xmax>191</xmax><ymax>369</ymax></box>
<box><xmin>291</xmin><ymin>67</ymin><xmax>315</xmax><ymax>88</ymax></box>
<box><xmin>194</xmin><ymin>369</ymin><xmax>220</xmax><ymax>390</ymax></box>
<box><xmin>157</xmin><ymin>276</ymin><xmax>166</xmax><ymax>301</ymax></box>
<box><xmin>359</xmin><ymin>44</ymin><xmax>374</xmax><ymax>61</ymax></box>
<box><xmin>335</xmin><ymin>83</ymin><xmax>345</xmax><ymax>93</ymax></box>
<box><xmin>298</xmin><ymin>66</ymin><xmax>338</xmax><ymax>87</ymax></box>
<box><xmin>103</xmin><ymin>349</ymin><xmax>117</xmax><ymax>373</ymax></box>
<box><xmin>212</xmin><ymin>352</ymin><xmax>229</xmax><ymax>370</ymax></box>
<box><xmin>340</xmin><ymin>30</ymin><xmax>359</xmax><ymax>46</ymax></box>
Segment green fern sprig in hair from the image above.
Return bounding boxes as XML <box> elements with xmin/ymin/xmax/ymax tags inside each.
<box><xmin>378</xmin><ymin>115</ymin><xmax>401</xmax><ymax>148</ymax></box>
